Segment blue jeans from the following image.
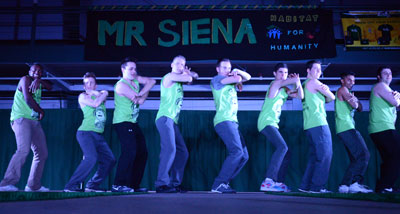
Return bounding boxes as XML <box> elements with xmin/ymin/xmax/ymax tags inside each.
<box><xmin>65</xmin><ymin>131</ymin><xmax>116</xmax><ymax>190</ymax></box>
<box><xmin>155</xmin><ymin>116</ymin><xmax>188</xmax><ymax>187</ymax></box>
<box><xmin>300</xmin><ymin>125</ymin><xmax>332</xmax><ymax>191</ymax></box>
<box><xmin>261</xmin><ymin>125</ymin><xmax>290</xmax><ymax>182</ymax></box>
<box><xmin>337</xmin><ymin>129</ymin><xmax>370</xmax><ymax>185</ymax></box>
<box><xmin>212</xmin><ymin>121</ymin><xmax>249</xmax><ymax>189</ymax></box>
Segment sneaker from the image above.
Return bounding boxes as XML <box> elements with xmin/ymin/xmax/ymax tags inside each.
<box><xmin>134</xmin><ymin>187</ymin><xmax>148</xmax><ymax>193</ymax></box>
<box><xmin>25</xmin><ymin>186</ymin><xmax>49</xmax><ymax>192</ymax></box>
<box><xmin>276</xmin><ymin>182</ymin><xmax>290</xmax><ymax>192</ymax></box>
<box><xmin>111</xmin><ymin>185</ymin><xmax>134</xmax><ymax>192</ymax></box>
<box><xmin>380</xmin><ymin>187</ymin><xmax>400</xmax><ymax>194</ymax></box>
<box><xmin>260</xmin><ymin>178</ymin><xmax>284</xmax><ymax>192</ymax></box>
<box><xmin>156</xmin><ymin>185</ymin><xmax>177</xmax><ymax>193</ymax></box>
<box><xmin>63</xmin><ymin>188</ymin><xmax>84</xmax><ymax>192</ymax></box>
<box><xmin>348</xmin><ymin>182</ymin><xmax>373</xmax><ymax>193</ymax></box>
<box><xmin>211</xmin><ymin>183</ymin><xmax>236</xmax><ymax>194</ymax></box>
<box><xmin>298</xmin><ymin>188</ymin><xmax>310</xmax><ymax>193</ymax></box>
<box><xmin>338</xmin><ymin>185</ymin><xmax>349</xmax><ymax>193</ymax></box>
<box><xmin>309</xmin><ymin>189</ymin><xmax>332</xmax><ymax>193</ymax></box>
<box><xmin>174</xmin><ymin>185</ymin><xmax>188</xmax><ymax>193</ymax></box>
<box><xmin>85</xmin><ymin>187</ymin><xmax>107</xmax><ymax>192</ymax></box>
<box><xmin>0</xmin><ymin>185</ymin><xmax>18</xmax><ymax>192</ymax></box>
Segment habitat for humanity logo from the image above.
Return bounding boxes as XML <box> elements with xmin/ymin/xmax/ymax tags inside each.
<box><xmin>267</xmin><ymin>25</ymin><xmax>282</xmax><ymax>39</ymax></box>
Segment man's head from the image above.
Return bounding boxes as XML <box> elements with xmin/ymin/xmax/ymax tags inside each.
<box><xmin>83</xmin><ymin>72</ymin><xmax>97</xmax><ymax>92</ymax></box>
<box><xmin>273</xmin><ymin>63</ymin><xmax>288</xmax><ymax>80</ymax></box>
<box><xmin>171</xmin><ymin>55</ymin><xmax>186</xmax><ymax>74</ymax></box>
<box><xmin>29</xmin><ymin>63</ymin><xmax>43</xmax><ymax>79</ymax></box>
<box><xmin>377</xmin><ymin>66</ymin><xmax>392</xmax><ymax>85</ymax></box>
<box><xmin>121</xmin><ymin>57</ymin><xmax>138</xmax><ymax>80</ymax></box>
<box><xmin>340</xmin><ymin>71</ymin><xmax>356</xmax><ymax>90</ymax></box>
<box><xmin>306</xmin><ymin>60</ymin><xmax>322</xmax><ymax>80</ymax></box>
<box><xmin>216</xmin><ymin>58</ymin><xmax>232</xmax><ymax>76</ymax></box>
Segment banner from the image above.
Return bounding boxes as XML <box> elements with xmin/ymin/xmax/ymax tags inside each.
<box><xmin>85</xmin><ymin>10</ymin><xmax>336</xmax><ymax>61</ymax></box>
<box><xmin>341</xmin><ymin>11</ymin><xmax>400</xmax><ymax>50</ymax></box>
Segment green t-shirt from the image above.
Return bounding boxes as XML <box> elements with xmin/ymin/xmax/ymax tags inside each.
<box><xmin>335</xmin><ymin>90</ymin><xmax>355</xmax><ymax>134</ymax></box>
<box><xmin>257</xmin><ymin>83</ymin><xmax>288</xmax><ymax>131</ymax></box>
<box><xmin>211</xmin><ymin>75</ymin><xmax>238</xmax><ymax>127</ymax></box>
<box><xmin>10</xmin><ymin>79</ymin><xmax>41</xmax><ymax>122</ymax></box>
<box><xmin>78</xmin><ymin>95</ymin><xmax>106</xmax><ymax>133</ymax></box>
<box><xmin>113</xmin><ymin>79</ymin><xmax>140</xmax><ymax>124</ymax></box>
<box><xmin>156</xmin><ymin>75</ymin><xmax>183</xmax><ymax>124</ymax></box>
<box><xmin>368</xmin><ymin>86</ymin><xmax>397</xmax><ymax>134</ymax></box>
<box><xmin>302</xmin><ymin>79</ymin><xmax>328</xmax><ymax>130</ymax></box>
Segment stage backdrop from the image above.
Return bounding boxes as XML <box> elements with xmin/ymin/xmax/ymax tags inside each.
<box><xmin>85</xmin><ymin>9</ymin><xmax>336</xmax><ymax>61</ymax></box>
<box><xmin>0</xmin><ymin>109</ymin><xmax>399</xmax><ymax>192</ymax></box>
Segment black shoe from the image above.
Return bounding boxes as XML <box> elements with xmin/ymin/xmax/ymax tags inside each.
<box><xmin>380</xmin><ymin>187</ymin><xmax>400</xmax><ymax>194</ymax></box>
<box><xmin>156</xmin><ymin>185</ymin><xmax>177</xmax><ymax>193</ymax></box>
<box><xmin>63</xmin><ymin>186</ymin><xmax>84</xmax><ymax>192</ymax></box>
<box><xmin>135</xmin><ymin>187</ymin><xmax>148</xmax><ymax>193</ymax></box>
<box><xmin>85</xmin><ymin>187</ymin><xmax>107</xmax><ymax>192</ymax></box>
<box><xmin>174</xmin><ymin>185</ymin><xmax>188</xmax><ymax>193</ymax></box>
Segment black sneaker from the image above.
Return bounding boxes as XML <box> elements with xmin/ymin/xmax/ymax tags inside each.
<box><xmin>380</xmin><ymin>187</ymin><xmax>400</xmax><ymax>194</ymax></box>
<box><xmin>174</xmin><ymin>185</ymin><xmax>188</xmax><ymax>193</ymax></box>
<box><xmin>134</xmin><ymin>187</ymin><xmax>148</xmax><ymax>193</ymax></box>
<box><xmin>211</xmin><ymin>183</ymin><xmax>236</xmax><ymax>193</ymax></box>
<box><xmin>156</xmin><ymin>185</ymin><xmax>177</xmax><ymax>193</ymax></box>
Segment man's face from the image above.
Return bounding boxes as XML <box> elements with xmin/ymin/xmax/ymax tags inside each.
<box><xmin>83</xmin><ymin>77</ymin><xmax>97</xmax><ymax>92</ymax></box>
<box><xmin>216</xmin><ymin>61</ymin><xmax>232</xmax><ymax>76</ymax></box>
<box><xmin>171</xmin><ymin>57</ymin><xmax>186</xmax><ymax>73</ymax></box>
<box><xmin>341</xmin><ymin>75</ymin><xmax>355</xmax><ymax>90</ymax></box>
<box><xmin>307</xmin><ymin>63</ymin><xmax>321</xmax><ymax>79</ymax></box>
<box><xmin>378</xmin><ymin>68</ymin><xmax>392</xmax><ymax>85</ymax></box>
<box><xmin>274</xmin><ymin>68</ymin><xmax>288</xmax><ymax>80</ymax></box>
<box><xmin>122</xmin><ymin>62</ymin><xmax>137</xmax><ymax>80</ymax></box>
<box><xmin>29</xmin><ymin>65</ymin><xmax>42</xmax><ymax>79</ymax></box>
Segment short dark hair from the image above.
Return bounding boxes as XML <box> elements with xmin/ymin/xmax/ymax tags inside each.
<box><xmin>83</xmin><ymin>72</ymin><xmax>96</xmax><ymax>83</ymax></box>
<box><xmin>377</xmin><ymin>66</ymin><xmax>391</xmax><ymax>79</ymax></box>
<box><xmin>273</xmin><ymin>63</ymin><xmax>288</xmax><ymax>72</ymax></box>
<box><xmin>340</xmin><ymin>71</ymin><xmax>356</xmax><ymax>80</ymax></box>
<box><xmin>306</xmin><ymin>60</ymin><xmax>321</xmax><ymax>70</ymax></box>
<box><xmin>216</xmin><ymin>58</ymin><xmax>231</xmax><ymax>68</ymax></box>
<box><xmin>172</xmin><ymin>55</ymin><xmax>186</xmax><ymax>63</ymax></box>
<box><xmin>30</xmin><ymin>63</ymin><xmax>43</xmax><ymax>71</ymax></box>
<box><xmin>121</xmin><ymin>57</ymin><xmax>137</xmax><ymax>69</ymax></box>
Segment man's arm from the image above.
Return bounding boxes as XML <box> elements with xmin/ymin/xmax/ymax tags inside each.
<box><xmin>20</xmin><ymin>76</ymin><xmax>44</xmax><ymax>119</ymax></box>
<box><xmin>78</xmin><ymin>90</ymin><xmax>108</xmax><ymax>108</ymax></box>
<box><xmin>137</xmin><ymin>76</ymin><xmax>156</xmax><ymax>97</ymax></box>
<box><xmin>314</xmin><ymin>80</ymin><xmax>335</xmax><ymax>103</ymax></box>
<box><xmin>376</xmin><ymin>83</ymin><xmax>400</xmax><ymax>107</ymax></box>
<box><xmin>340</xmin><ymin>87</ymin><xmax>362</xmax><ymax>111</ymax></box>
<box><xmin>29</xmin><ymin>79</ymin><xmax>53</xmax><ymax>93</ymax></box>
<box><xmin>115</xmin><ymin>81</ymin><xmax>139</xmax><ymax>101</ymax></box>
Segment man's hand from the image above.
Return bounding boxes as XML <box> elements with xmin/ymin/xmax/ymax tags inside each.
<box><xmin>29</xmin><ymin>79</ymin><xmax>41</xmax><ymax>93</ymax></box>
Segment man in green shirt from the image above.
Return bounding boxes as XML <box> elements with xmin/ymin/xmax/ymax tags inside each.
<box><xmin>155</xmin><ymin>55</ymin><xmax>198</xmax><ymax>193</ymax></box>
<box><xmin>64</xmin><ymin>72</ymin><xmax>116</xmax><ymax>192</ymax></box>
<box><xmin>0</xmin><ymin>64</ymin><xmax>52</xmax><ymax>192</ymax></box>
<box><xmin>299</xmin><ymin>60</ymin><xmax>335</xmax><ymax>193</ymax></box>
<box><xmin>258</xmin><ymin>63</ymin><xmax>303</xmax><ymax>192</ymax></box>
<box><xmin>335</xmin><ymin>71</ymin><xmax>372</xmax><ymax>193</ymax></box>
<box><xmin>210</xmin><ymin>58</ymin><xmax>251</xmax><ymax>193</ymax></box>
<box><xmin>368</xmin><ymin>66</ymin><xmax>400</xmax><ymax>193</ymax></box>
<box><xmin>112</xmin><ymin>57</ymin><xmax>156</xmax><ymax>192</ymax></box>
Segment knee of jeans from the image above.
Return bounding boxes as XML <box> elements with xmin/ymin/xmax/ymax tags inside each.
<box><xmin>84</xmin><ymin>155</ymin><xmax>98</xmax><ymax>166</ymax></box>
<box><xmin>16</xmin><ymin>147</ymin><xmax>30</xmax><ymax>157</ymax></box>
<box><xmin>358</xmin><ymin>150</ymin><xmax>370</xmax><ymax>163</ymax></box>
<box><xmin>277</xmin><ymin>144</ymin><xmax>288</xmax><ymax>154</ymax></box>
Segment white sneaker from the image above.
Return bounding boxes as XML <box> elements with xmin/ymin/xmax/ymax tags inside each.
<box><xmin>25</xmin><ymin>186</ymin><xmax>50</xmax><ymax>192</ymax></box>
<box><xmin>309</xmin><ymin>189</ymin><xmax>332</xmax><ymax>193</ymax></box>
<box><xmin>338</xmin><ymin>185</ymin><xmax>349</xmax><ymax>193</ymax></box>
<box><xmin>348</xmin><ymin>182</ymin><xmax>373</xmax><ymax>193</ymax></box>
<box><xmin>0</xmin><ymin>185</ymin><xmax>18</xmax><ymax>192</ymax></box>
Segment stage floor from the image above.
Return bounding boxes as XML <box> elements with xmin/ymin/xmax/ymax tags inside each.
<box><xmin>1</xmin><ymin>192</ymin><xmax>400</xmax><ymax>214</ymax></box>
